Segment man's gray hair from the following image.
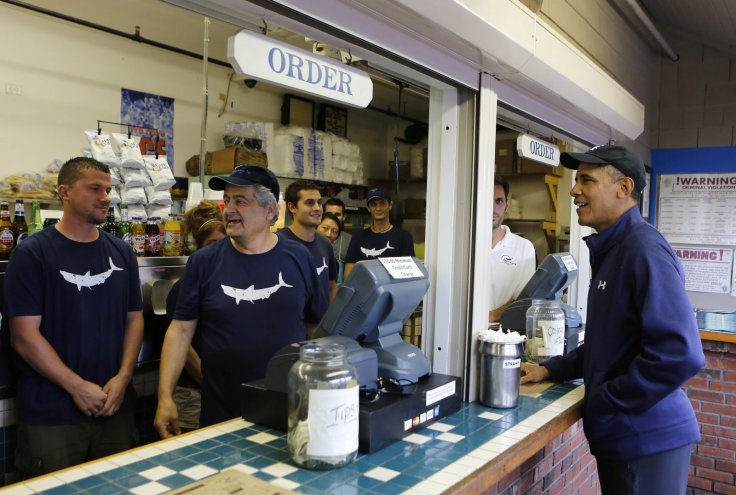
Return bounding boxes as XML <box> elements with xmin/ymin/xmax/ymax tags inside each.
<box><xmin>253</xmin><ymin>184</ymin><xmax>279</xmax><ymax>226</ymax></box>
<box><xmin>605</xmin><ymin>165</ymin><xmax>641</xmax><ymax>203</ymax></box>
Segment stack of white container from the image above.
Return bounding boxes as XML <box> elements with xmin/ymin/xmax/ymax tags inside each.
<box><xmin>270</xmin><ymin>126</ymin><xmax>363</xmax><ymax>184</ymax></box>
<box><xmin>84</xmin><ymin>130</ymin><xmax>176</xmax><ymax>220</ymax></box>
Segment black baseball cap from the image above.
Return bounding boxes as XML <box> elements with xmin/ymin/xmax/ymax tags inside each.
<box><xmin>209</xmin><ymin>165</ymin><xmax>279</xmax><ymax>198</ymax></box>
<box><xmin>366</xmin><ymin>187</ymin><xmax>391</xmax><ymax>203</ymax></box>
<box><xmin>560</xmin><ymin>144</ymin><xmax>647</xmax><ymax>193</ymax></box>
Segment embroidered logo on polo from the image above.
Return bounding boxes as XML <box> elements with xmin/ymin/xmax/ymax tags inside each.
<box><xmin>221</xmin><ymin>272</ymin><xmax>293</xmax><ymax>304</ymax></box>
<box><xmin>361</xmin><ymin>242</ymin><xmax>394</xmax><ymax>258</ymax></box>
<box><xmin>597</xmin><ymin>280</ymin><xmax>607</xmax><ymax>290</ymax></box>
<box><xmin>60</xmin><ymin>257</ymin><xmax>123</xmax><ymax>291</ymax></box>
<box><xmin>316</xmin><ymin>257</ymin><xmax>328</xmax><ymax>275</ymax></box>
<box><xmin>501</xmin><ymin>255</ymin><xmax>517</xmax><ymax>266</ymax></box>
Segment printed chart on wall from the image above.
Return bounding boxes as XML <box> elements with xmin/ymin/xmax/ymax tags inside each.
<box><xmin>657</xmin><ymin>173</ymin><xmax>736</xmax><ymax>295</ymax></box>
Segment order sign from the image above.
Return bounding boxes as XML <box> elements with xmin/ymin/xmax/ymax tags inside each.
<box><xmin>228</xmin><ymin>30</ymin><xmax>373</xmax><ymax>108</ymax></box>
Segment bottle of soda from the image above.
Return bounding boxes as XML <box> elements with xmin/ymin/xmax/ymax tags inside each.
<box><xmin>131</xmin><ymin>216</ymin><xmax>146</xmax><ymax>257</ymax></box>
<box><xmin>163</xmin><ymin>213</ymin><xmax>181</xmax><ymax>256</ymax></box>
<box><xmin>12</xmin><ymin>199</ymin><xmax>28</xmax><ymax>246</ymax></box>
<box><xmin>145</xmin><ymin>217</ymin><xmax>161</xmax><ymax>257</ymax></box>
<box><xmin>102</xmin><ymin>207</ymin><xmax>117</xmax><ymax>236</ymax></box>
<box><xmin>28</xmin><ymin>200</ymin><xmax>43</xmax><ymax>235</ymax></box>
<box><xmin>0</xmin><ymin>202</ymin><xmax>14</xmax><ymax>260</ymax></box>
<box><xmin>117</xmin><ymin>205</ymin><xmax>131</xmax><ymax>245</ymax></box>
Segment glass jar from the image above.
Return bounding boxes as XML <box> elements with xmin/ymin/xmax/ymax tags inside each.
<box><xmin>525</xmin><ymin>299</ymin><xmax>565</xmax><ymax>364</ymax></box>
<box><xmin>287</xmin><ymin>342</ymin><xmax>359</xmax><ymax>469</ymax></box>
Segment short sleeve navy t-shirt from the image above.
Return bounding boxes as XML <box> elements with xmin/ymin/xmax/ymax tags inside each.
<box><xmin>4</xmin><ymin>227</ymin><xmax>142</xmax><ymax>425</ymax></box>
<box><xmin>345</xmin><ymin>226</ymin><xmax>415</xmax><ymax>264</ymax></box>
<box><xmin>173</xmin><ymin>236</ymin><xmax>327</xmax><ymax>425</ymax></box>
<box><xmin>276</xmin><ymin>228</ymin><xmax>337</xmax><ymax>302</ymax></box>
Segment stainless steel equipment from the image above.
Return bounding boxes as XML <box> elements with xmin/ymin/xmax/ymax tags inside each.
<box><xmin>136</xmin><ymin>256</ymin><xmax>188</xmax><ymax>368</ymax></box>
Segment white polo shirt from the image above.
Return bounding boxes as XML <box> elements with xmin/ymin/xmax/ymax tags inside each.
<box><xmin>489</xmin><ymin>225</ymin><xmax>536</xmax><ymax>310</ymax></box>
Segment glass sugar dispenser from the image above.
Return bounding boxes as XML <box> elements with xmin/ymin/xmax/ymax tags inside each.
<box><xmin>287</xmin><ymin>341</ymin><xmax>359</xmax><ymax>469</ymax></box>
<box><xmin>525</xmin><ymin>298</ymin><xmax>565</xmax><ymax>364</ymax></box>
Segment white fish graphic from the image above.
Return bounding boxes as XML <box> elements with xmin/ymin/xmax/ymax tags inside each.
<box><xmin>221</xmin><ymin>272</ymin><xmax>293</xmax><ymax>304</ymax></box>
<box><xmin>316</xmin><ymin>257</ymin><xmax>328</xmax><ymax>275</ymax></box>
<box><xmin>60</xmin><ymin>257</ymin><xmax>123</xmax><ymax>291</ymax></box>
<box><xmin>360</xmin><ymin>242</ymin><xmax>394</xmax><ymax>258</ymax></box>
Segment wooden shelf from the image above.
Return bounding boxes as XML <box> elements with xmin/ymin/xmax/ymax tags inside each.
<box><xmin>700</xmin><ymin>330</ymin><xmax>736</xmax><ymax>343</ymax></box>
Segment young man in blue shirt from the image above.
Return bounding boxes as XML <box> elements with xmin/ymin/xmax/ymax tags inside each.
<box><xmin>6</xmin><ymin>157</ymin><xmax>143</xmax><ymax>477</ymax></box>
<box><xmin>521</xmin><ymin>145</ymin><xmax>704</xmax><ymax>495</ymax></box>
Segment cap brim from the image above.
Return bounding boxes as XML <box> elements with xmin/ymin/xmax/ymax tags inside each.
<box><xmin>560</xmin><ymin>151</ymin><xmax>611</xmax><ymax>170</ymax></box>
<box><xmin>208</xmin><ymin>176</ymin><xmax>255</xmax><ymax>191</ymax></box>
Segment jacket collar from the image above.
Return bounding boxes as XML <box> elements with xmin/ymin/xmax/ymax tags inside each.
<box><xmin>584</xmin><ymin>205</ymin><xmax>644</xmax><ymax>257</ymax></box>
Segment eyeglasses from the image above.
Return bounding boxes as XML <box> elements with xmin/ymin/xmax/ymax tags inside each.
<box><xmin>359</xmin><ymin>377</ymin><xmax>418</xmax><ymax>404</ymax></box>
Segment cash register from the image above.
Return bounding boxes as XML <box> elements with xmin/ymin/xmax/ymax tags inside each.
<box><xmin>499</xmin><ymin>252</ymin><xmax>584</xmax><ymax>353</ymax></box>
<box><xmin>241</xmin><ymin>257</ymin><xmax>461</xmax><ymax>453</ymax></box>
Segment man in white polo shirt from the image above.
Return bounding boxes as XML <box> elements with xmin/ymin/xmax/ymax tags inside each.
<box><xmin>489</xmin><ymin>175</ymin><xmax>536</xmax><ymax>322</ymax></box>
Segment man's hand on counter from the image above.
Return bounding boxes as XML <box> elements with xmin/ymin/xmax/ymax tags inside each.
<box><xmin>154</xmin><ymin>397</ymin><xmax>181</xmax><ymax>439</ymax></box>
<box><xmin>520</xmin><ymin>362</ymin><xmax>550</xmax><ymax>384</ymax></box>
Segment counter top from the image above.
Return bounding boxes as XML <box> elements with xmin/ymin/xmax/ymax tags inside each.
<box><xmin>1</xmin><ymin>382</ymin><xmax>583</xmax><ymax>495</ymax></box>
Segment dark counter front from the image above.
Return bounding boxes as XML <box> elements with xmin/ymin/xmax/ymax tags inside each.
<box><xmin>1</xmin><ymin>382</ymin><xmax>583</xmax><ymax>494</ymax></box>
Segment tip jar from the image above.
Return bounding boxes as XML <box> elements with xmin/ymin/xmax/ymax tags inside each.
<box><xmin>525</xmin><ymin>299</ymin><xmax>565</xmax><ymax>364</ymax></box>
<box><xmin>287</xmin><ymin>341</ymin><xmax>359</xmax><ymax>469</ymax></box>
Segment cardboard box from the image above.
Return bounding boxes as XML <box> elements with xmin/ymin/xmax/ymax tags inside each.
<box><xmin>495</xmin><ymin>139</ymin><xmax>516</xmax><ymax>175</ymax></box>
<box><xmin>404</xmin><ymin>198</ymin><xmax>426</xmax><ymax>219</ymax></box>
<box><xmin>185</xmin><ymin>147</ymin><xmax>268</xmax><ymax>176</ymax></box>
<box><xmin>388</xmin><ymin>160</ymin><xmax>410</xmax><ymax>180</ymax></box>
<box><xmin>517</xmin><ymin>157</ymin><xmax>563</xmax><ymax>176</ymax></box>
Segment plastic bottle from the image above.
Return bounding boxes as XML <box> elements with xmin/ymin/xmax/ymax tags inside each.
<box><xmin>117</xmin><ymin>205</ymin><xmax>131</xmax><ymax>245</ymax></box>
<box><xmin>287</xmin><ymin>342</ymin><xmax>359</xmax><ymax>469</ymax></box>
<box><xmin>163</xmin><ymin>213</ymin><xmax>181</xmax><ymax>256</ymax></box>
<box><xmin>12</xmin><ymin>199</ymin><xmax>28</xmax><ymax>246</ymax></box>
<box><xmin>28</xmin><ymin>200</ymin><xmax>43</xmax><ymax>235</ymax></box>
<box><xmin>145</xmin><ymin>217</ymin><xmax>161</xmax><ymax>257</ymax></box>
<box><xmin>0</xmin><ymin>202</ymin><xmax>14</xmax><ymax>260</ymax></box>
<box><xmin>131</xmin><ymin>216</ymin><xmax>146</xmax><ymax>257</ymax></box>
<box><xmin>101</xmin><ymin>207</ymin><xmax>117</xmax><ymax>236</ymax></box>
<box><xmin>271</xmin><ymin>191</ymin><xmax>287</xmax><ymax>232</ymax></box>
<box><xmin>525</xmin><ymin>299</ymin><xmax>565</xmax><ymax>364</ymax></box>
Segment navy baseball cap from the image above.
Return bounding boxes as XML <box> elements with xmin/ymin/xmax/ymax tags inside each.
<box><xmin>366</xmin><ymin>187</ymin><xmax>391</xmax><ymax>203</ymax></box>
<box><xmin>560</xmin><ymin>144</ymin><xmax>647</xmax><ymax>193</ymax></box>
<box><xmin>209</xmin><ymin>165</ymin><xmax>279</xmax><ymax>198</ymax></box>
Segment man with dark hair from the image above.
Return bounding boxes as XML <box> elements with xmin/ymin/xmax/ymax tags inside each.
<box><xmin>521</xmin><ymin>145</ymin><xmax>704</xmax><ymax>495</ymax></box>
<box><xmin>6</xmin><ymin>156</ymin><xmax>143</xmax><ymax>477</ymax></box>
<box><xmin>277</xmin><ymin>181</ymin><xmax>338</xmax><ymax>304</ymax></box>
<box><xmin>489</xmin><ymin>175</ymin><xmax>536</xmax><ymax>322</ymax></box>
<box><xmin>323</xmin><ymin>197</ymin><xmax>352</xmax><ymax>261</ymax></box>
<box><xmin>155</xmin><ymin>166</ymin><xmax>326</xmax><ymax>437</ymax></box>
<box><xmin>344</xmin><ymin>187</ymin><xmax>414</xmax><ymax>280</ymax></box>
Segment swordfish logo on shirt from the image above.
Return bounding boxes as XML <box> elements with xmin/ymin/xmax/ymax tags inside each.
<box><xmin>221</xmin><ymin>272</ymin><xmax>293</xmax><ymax>304</ymax></box>
<box><xmin>361</xmin><ymin>242</ymin><xmax>394</xmax><ymax>258</ymax></box>
<box><xmin>501</xmin><ymin>255</ymin><xmax>517</xmax><ymax>266</ymax></box>
<box><xmin>316</xmin><ymin>257</ymin><xmax>328</xmax><ymax>275</ymax></box>
<box><xmin>60</xmin><ymin>257</ymin><xmax>123</xmax><ymax>291</ymax></box>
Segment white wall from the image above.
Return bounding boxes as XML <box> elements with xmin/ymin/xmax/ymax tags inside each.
<box><xmin>538</xmin><ymin>0</ymin><xmax>661</xmax><ymax>159</ymax></box>
<box><xmin>0</xmin><ymin>2</ymin><xmax>409</xmax><ymax>186</ymax></box>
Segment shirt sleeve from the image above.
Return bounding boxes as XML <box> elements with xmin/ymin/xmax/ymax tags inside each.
<box><xmin>172</xmin><ymin>255</ymin><xmax>202</xmax><ymax>322</ymax></box>
<box><xmin>4</xmin><ymin>240</ymin><xmax>45</xmax><ymax>317</ymax></box>
<box><xmin>345</xmin><ymin>232</ymin><xmax>361</xmax><ymax>263</ymax></box>
<box><xmin>304</xmin><ymin>250</ymin><xmax>328</xmax><ymax>324</ymax></box>
<box><xmin>401</xmin><ymin>230</ymin><xmax>415</xmax><ymax>257</ymax></box>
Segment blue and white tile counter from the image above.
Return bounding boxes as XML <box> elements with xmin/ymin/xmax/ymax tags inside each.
<box><xmin>0</xmin><ymin>383</ymin><xmax>583</xmax><ymax>495</ymax></box>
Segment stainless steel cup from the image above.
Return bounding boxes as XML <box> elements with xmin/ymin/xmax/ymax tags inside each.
<box><xmin>479</xmin><ymin>341</ymin><xmax>523</xmax><ymax>408</ymax></box>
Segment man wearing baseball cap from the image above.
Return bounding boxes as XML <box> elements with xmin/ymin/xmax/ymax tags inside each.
<box><xmin>343</xmin><ymin>187</ymin><xmax>415</xmax><ymax>279</ymax></box>
<box><xmin>155</xmin><ymin>165</ymin><xmax>326</xmax><ymax>437</ymax></box>
<box><xmin>521</xmin><ymin>145</ymin><xmax>704</xmax><ymax>494</ymax></box>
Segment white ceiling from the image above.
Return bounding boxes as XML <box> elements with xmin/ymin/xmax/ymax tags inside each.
<box><xmin>638</xmin><ymin>0</ymin><xmax>736</xmax><ymax>55</ymax></box>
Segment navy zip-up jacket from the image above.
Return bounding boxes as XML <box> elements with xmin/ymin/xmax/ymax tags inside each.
<box><xmin>543</xmin><ymin>206</ymin><xmax>704</xmax><ymax>460</ymax></box>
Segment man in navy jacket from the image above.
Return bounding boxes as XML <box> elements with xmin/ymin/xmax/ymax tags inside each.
<box><xmin>521</xmin><ymin>145</ymin><xmax>704</xmax><ymax>495</ymax></box>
